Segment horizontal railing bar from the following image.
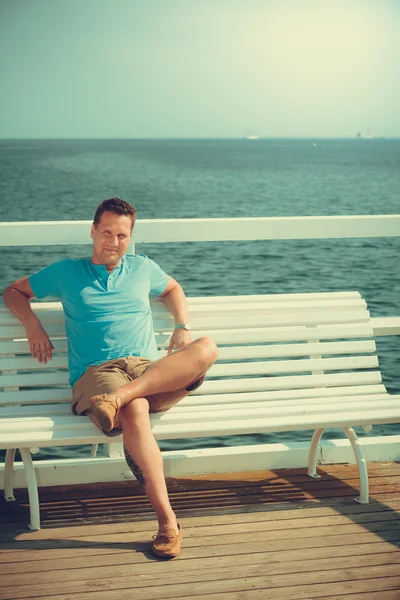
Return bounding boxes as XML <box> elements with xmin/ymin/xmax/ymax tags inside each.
<box><xmin>371</xmin><ymin>317</ymin><xmax>400</xmax><ymax>336</ymax></box>
<box><xmin>0</xmin><ymin>215</ymin><xmax>400</xmax><ymax>246</ymax></box>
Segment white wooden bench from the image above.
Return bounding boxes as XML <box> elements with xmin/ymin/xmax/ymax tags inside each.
<box><xmin>1</xmin><ymin>291</ymin><xmax>400</xmax><ymax>530</ymax></box>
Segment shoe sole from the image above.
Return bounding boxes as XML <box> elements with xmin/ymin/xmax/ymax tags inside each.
<box><xmin>151</xmin><ymin>542</ymin><xmax>181</xmax><ymax>558</ymax></box>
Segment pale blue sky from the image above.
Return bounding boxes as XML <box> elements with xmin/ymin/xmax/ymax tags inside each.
<box><xmin>0</xmin><ymin>0</ymin><xmax>399</xmax><ymax>138</ymax></box>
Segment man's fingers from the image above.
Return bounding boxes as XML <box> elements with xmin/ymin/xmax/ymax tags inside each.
<box><xmin>30</xmin><ymin>340</ymin><xmax>53</xmax><ymax>363</ymax></box>
<box><xmin>26</xmin><ymin>325</ymin><xmax>53</xmax><ymax>362</ymax></box>
<box><xmin>45</xmin><ymin>340</ymin><xmax>53</xmax><ymax>360</ymax></box>
<box><xmin>167</xmin><ymin>339</ymin><xmax>175</xmax><ymax>354</ymax></box>
<box><xmin>40</xmin><ymin>345</ymin><xmax>48</xmax><ymax>364</ymax></box>
<box><xmin>38</xmin><ymin>344</ymin><xmax>44</xmax><ymax>363</ymax></box>
<box><xmin>34</xmin><ymin>343</ymin><xmax>42</xmax><ymax>363</ymax></box>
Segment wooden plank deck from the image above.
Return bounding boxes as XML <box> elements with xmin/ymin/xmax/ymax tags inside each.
<box><xmin>0</xmin><ymin>461</ymin><xmax>399</xmax><ymax>600</ymax></box>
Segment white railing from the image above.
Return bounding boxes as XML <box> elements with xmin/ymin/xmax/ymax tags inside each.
<box><xmin>1</xmin><ymin>215</ymin><xmax>400</xmax><ymax>336</ymax></box>
<box><xmin>1</xmin><ymin>215</ymin><xmax>400</xmax><ymax>245</ymax></box>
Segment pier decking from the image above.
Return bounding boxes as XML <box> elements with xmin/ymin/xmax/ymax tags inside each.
<box><xmin>1</xmin><ymin>461</ymin><xmax>399</xmax><ymax>600</ymax></box>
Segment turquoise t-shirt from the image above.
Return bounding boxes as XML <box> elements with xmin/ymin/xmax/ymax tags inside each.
<box><xmin>29</xmin><ymin>254</ymin><xmax>169</xmax><ymax>387</ymax></box>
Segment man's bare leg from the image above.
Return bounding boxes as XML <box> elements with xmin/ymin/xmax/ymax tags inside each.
<box><xmin>146</xmin><ymin>368</ymin><xmax>207</xmax><ymax>413</ymax></box>
<box><xmin>119</xmin><ymin>397</ymin><xmax>179</xmax><ymax>533</ymax></box>
<box><xmin>101</xmin><ymin>336</ymin><xmax>217</xmax><ymax>405</ymax></box>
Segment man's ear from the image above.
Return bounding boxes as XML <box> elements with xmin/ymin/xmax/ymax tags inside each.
<box><xmin>90</xmin><ymin>223</ymin><xmax>95</xmax><ymax>239</ymax></box>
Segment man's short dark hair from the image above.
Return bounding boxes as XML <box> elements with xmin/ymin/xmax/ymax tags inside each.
<box><xmin>93</xmin><ymin>198</ymin><xmax>136</xmax><ymax>229</ymax></box>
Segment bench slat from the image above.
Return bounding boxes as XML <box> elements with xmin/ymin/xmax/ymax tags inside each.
<box><xmin>0</xmin><ymin>354</ymin><xmax>379</xmax><ymax>380</ymax></box>
<box><xmin>0</xmin><ymin>310</ymin><xmax>372</xmax><ymax>340</ymax></box>
<box><xmin>2</xmin><ymin>403</ymin><xmax>73</xmax><ymax>415</ymax></box>
<box><xmin>0</xmin><ymin>339</ymin><xmax>68</xmax><ymax>354</ymax></box>
<box><xmin>0</xmin><ymin>392</ymin><xmax>392</xmax><ymax>419</ymax></box>
<box><xmin>0</xmin><ymin>383</ymin><xmax>387</xmax><ymax>407</ymax></box>
<box><xmin>194</xmin><ymin>371</ymin><xmax>383</xmax><ymax>394</ymax></box>
<box><xmin>0</xmin><ymin>323</ymin><xmax>375</xmax><ymax>348</ymax></box>
<box><xmin>0</xmin><ymin>428</ymin><xmax>105</xmax><ymax>448</ymax></box>
<box><xmin>0</xmin><ymin>291</ymin><xmax>364</xmax><ymax>314</ymax></box>
<box><xmin>153</xmin><ymin>310</ymin><xmax>372</xmax><ymax>330</ymax></box>
<box><xmin>164</xmin><ymin>392</ymin><xmax>393</xmax><ymax>412</ymax></box>
<box><xmin>0</xmin><ymin>340</ymin><xmax>378</xmax><ymax>370</ymax></box>
<box><xmin>0</xmin><ymin>312</ymin><xmax>65</xmax><ymax>326</ymax></box>
<box><xmin>211</xmin><ymin>340</ymin><xmax>377</xmax><ymax>360</ymax></box>
<box><xmin>0</xmin><ymin>298</ymin><xmax>368</xmax><ymax>325</ymax></box>
<box><xmin>149</xmin><ymin>298</ymin><xmax>367</xmax><ymax>316</ymax></box>
<box><xmin>191</xmin><ymin>323</ymin><xmax>375</xmax><ymax>345</ymax></box>
<box><xmin>0</xmin><ymin>388</ymin><xmax>72</xmax><ymax>405</ymax></box>
<box><xmin>1</xmin><ymin>403</ymin><xmax>399</xmax><ymax>447</ymax></box>
<box><xmin>1</xmin><ymin>356</ymin><xmax>68</xmax><ymax>370</ymax></box>
<box><xmin>211</xmin><ymin>356</ymin><xmax>380</xmax><ymax>377</ymax></box>
<box><xmin>154</xmin><ymin>292</ymin><xmax>364</xmax><ymax>303</ymax></box>
<box><xmin>153</xmin><ymin>398</ymin><xmax>400</xmax><ymax>423</ymax></box>
<box><xmin>0</xmin><ymin>370</ymin><xmax>383</xmax><ymax>393</ymax></box>
<box><xmin>183</xmin><ymin>384</ymin><xmax>389</xmax><ymax>404</ymax></box>
<box><xmin>151</xmin><ymin>407</ymin><xmax>400</xmax><ymax>439</ymax></box>
<box><xmin>0</xmin><ymin>372</ymin><xmax>70</xmax><ymax>387</ymax></box>
<box><xmin>0</xmin><ymin>415</ymin><xmax>101</xmax><ymax>433</ymax></box>
<box><xmin>3</xmin><ymin>397</ymin><xmax>399</xmax><ymax>433</ymax></box>
<box><xmin>0</xmin><ymin>356</ymin><xmax>380</xmax><ymax>388</ymax></box>
<box><xmin>0</xmin><ymin>324</ymin><xmax>67</xmax><ymax>339</ymax></box>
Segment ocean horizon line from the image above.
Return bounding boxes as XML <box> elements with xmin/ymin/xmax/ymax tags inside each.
<box><xmin>0</xmin><ymin>136</ymin><xmax>398</xmax><ymax>142</ymax></box>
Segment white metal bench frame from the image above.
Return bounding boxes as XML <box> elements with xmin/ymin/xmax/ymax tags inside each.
<box><xmin>1</xmin><ymin>291</ymin><xmax>400</xmax><ymax>530</ymax></box>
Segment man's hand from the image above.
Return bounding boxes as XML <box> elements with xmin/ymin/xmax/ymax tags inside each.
<box><xmin>168</xmin><ymin>328</ymin><xmax>193</xmax><ymax>354</ymax></box>
<box><xmin>3</xmin><ymin>277</ymin><xmax>54</xmax><ymax>363</ymax></box>
<box><xmin>25</xmin><ymin>318</ymin><xmax>54</xmax><ymax>363</ymax></box>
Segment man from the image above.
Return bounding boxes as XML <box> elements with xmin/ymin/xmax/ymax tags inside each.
<box><xmin>2</xmin><ymin>197</ymin><xmax>218</xmax><ymax>559</ymax></box>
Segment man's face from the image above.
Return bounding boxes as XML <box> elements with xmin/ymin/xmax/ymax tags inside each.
<box><xmin>90</xmin><ymin>211</ymin><xmax>133</xmax><ymax>269</ymax></box>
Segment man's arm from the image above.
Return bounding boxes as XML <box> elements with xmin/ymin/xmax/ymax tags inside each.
<box><xmin>160</xmin><ymin>277</ymin><xmax>192</xmax><ymax>354</ymax></box>
<box><xmin>2</xmin><ymin>277</ymin><xmax>54</xmax><ymax>363</ymax></box>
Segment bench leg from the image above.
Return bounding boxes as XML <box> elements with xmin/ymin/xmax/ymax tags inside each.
<box><xmin>307</xmin><ymin>428</ymin><xmax>325</xmax><ymax>478</ymax></box>
<box><xmin>4</xmin><ymin>449</ymin><xmax>16</xmax><ymax>502</ymax></box>
<box><xmin>342</xmin><ymin>426</ymin><xmax>369</xmax><ymax>504</ymax></box>
<box><xmin>19</xmin><ymin>448</ymin><xmax>41</xmax><ymax>531</ymax></box>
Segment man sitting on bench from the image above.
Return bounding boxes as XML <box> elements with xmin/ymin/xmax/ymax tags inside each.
<box><xmin>2</xmin><ymin>197</ymin><xmax>218</xmax><ymax>559</ymax></box>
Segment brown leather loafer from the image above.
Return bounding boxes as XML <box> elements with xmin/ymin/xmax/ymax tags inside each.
<box><xmin>89</xmin><ymin>394</ymin><xmax>122</xmax><ymax>432</ymax></box>
<box><xmin>152</xmin><ymin>523</ymin><xmax>182</xmax><ymax>558</ymax></box>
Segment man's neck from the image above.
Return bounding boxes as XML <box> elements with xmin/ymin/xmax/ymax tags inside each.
<box><xmin>90</xmin><ymin>259</ymin><xmax>121</xmax><ymax>273</ymax></box>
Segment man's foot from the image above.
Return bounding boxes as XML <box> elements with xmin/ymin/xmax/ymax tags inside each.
<box><xmin>152</xmin><ymin>523</ymin><xmax>182</xmax><ymax>558</ymax></box>
<box><xmin>89</xmin><ymin>394</ymin><xmax>122</xmax><ymax>432</ymax></box>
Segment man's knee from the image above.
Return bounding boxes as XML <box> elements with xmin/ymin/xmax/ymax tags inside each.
<box><xmin>194</xmin><ymin>336</ymin><xmax>218</xmax><ymax>366</ymax></box>
<box><xmin>120</xmin><ymin>397</ymin><xmax>149</xmax><ymax>424</ymax></box>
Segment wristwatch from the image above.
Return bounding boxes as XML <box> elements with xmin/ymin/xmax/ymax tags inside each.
<box><xmin>175</xmin><ymin>323</ymin><xmax>191</xmax><ymax>331</ymax></box>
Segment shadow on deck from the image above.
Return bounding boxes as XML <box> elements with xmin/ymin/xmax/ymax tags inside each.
<box><xmin>0</xmin><ymin>461</ymin><xmax>399</xmax><ymax>600</ymax></box>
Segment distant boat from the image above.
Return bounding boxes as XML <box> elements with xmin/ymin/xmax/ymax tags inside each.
<box><xmin>245</xmin><ymin>135</ymin><xmax>259</xmax><ymax>140</ymax></box>
<box><xmin>356</xmin><ymin>129</ymin><xmax>386</xmax><ymax>140</ymax></box>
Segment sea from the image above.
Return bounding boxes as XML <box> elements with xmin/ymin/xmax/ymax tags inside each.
<box><xmin>0</xmin><ymin>138</ymin><xmax>399</xmax><ymax>459</ymax></box>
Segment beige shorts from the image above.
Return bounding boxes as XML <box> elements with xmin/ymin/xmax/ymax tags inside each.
<box><xmin>72</xmin><ymin>355</ymin><xmax>204</xmax><ymax>437</ymax></box>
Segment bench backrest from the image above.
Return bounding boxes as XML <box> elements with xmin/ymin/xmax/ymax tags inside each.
<box><xmin>0</xmin><ymin>292</ymin><xmax>387</xmax><ymax>418</ymax></box>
